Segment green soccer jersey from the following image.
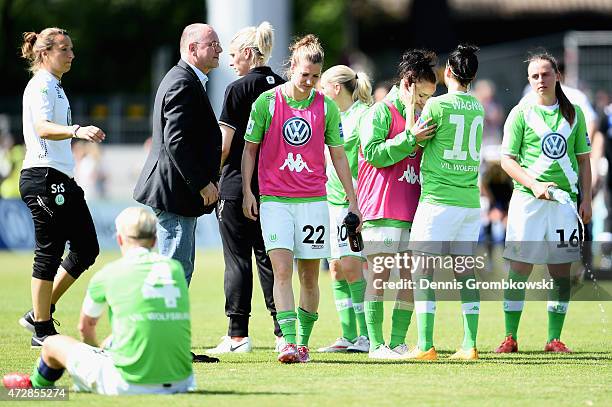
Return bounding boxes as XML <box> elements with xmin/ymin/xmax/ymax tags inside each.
<box><xmin>86</xmin><ymin>248</ymin><xmax>192</xmax><ymax>384</ymax></box>
<box><xmin>326</xmin><ymin>100</ymin><xmax>368</xmax><ymax>206</ymax></box>
<box><xmin>245</xmin><ymin>86</ymin><xmax>343</xmax><ymax>204</ymax></box>
<box><xmin>419</xmin><ymin>91</ymin><xmax>485</xmax><ymax>208</ymax></box>
<box><xmin>502</xmin><ymin>100</ymin><xmax>590</xmax><ymax>201</ymax></box>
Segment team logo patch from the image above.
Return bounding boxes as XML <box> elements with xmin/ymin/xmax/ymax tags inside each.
<box><xmin>55</xmin><ymin>194</ymin><xmax>65</xmax><ymax>206</ymax></box>
<box><xmin>282</xmin><ymin>117</ymin><xmax>312</xmax><ymax>146</ymax></box>
<box><xmin>266</xmin><ymin>76</ymin><xmax>275</xmax><ymax>85</ymax></box>
<box><xmin>541</xmin><ymin>132</ymin><xmax>567</xmax><ymax>159</ymax></box>
<box><xmin>408</xmin><ymin>151</ymin><xmax>417</xmax><ymax>158</ymax></box>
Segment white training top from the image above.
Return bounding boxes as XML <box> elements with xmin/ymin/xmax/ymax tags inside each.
<box><xmin>22</xmin><ymin>68</ymin><xmax>74</xmax><ymax>177</ymax></box>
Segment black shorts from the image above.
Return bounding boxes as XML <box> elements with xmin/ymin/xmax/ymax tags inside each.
<box><xmin>19</xmin><ymin>167</ymin><xmax>99</xmax><ymax>280</ymax></box>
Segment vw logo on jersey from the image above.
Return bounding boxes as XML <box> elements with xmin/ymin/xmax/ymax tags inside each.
<box><xmin>283</xmin><ymin>117</ymin><xmax>312</xmax><ymax>146</ymax></box>
<box><xmin>541</xmin><ymin>132</ymin><xmax>567</xmax><ymax>159</ymax></box>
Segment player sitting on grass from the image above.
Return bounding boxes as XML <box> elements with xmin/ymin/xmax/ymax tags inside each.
<box><xmin>3</xmin><ymin>207</ymin><xmax>195</xmax><ymax>395</ymax></box>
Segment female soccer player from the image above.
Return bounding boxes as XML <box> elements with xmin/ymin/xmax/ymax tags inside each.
<box><xmin>407</xmin><ymin>44</ymin><xmax>483</xmax><ymax>360</ymax></box>
<box><xmin>496</xmin><ymin>52</ymin><xmax>591</xmax><ymax>354</ymax></box>
<box><xmin>317</xmin><ymin>65</ymin><xmax>372</xmax><ymax>353</ymax></box>
<box><xmin>207</xmin><ymin>22</ymin><xmax>286</xmax><ymax>355</ymax></box>
<box><xmin>18</xmin><ymin>28</ymin><xmax>105</xmax><ymax>347</ymax></box>
<box><xmin>358</xmin><ymin>50</ymin><xmax>437</xmax><ymax>359</ymax></box>
<box><xmin>242</xmin><ymin>34</ymin><xmax>361</xmax><ymax>363</ymax></box>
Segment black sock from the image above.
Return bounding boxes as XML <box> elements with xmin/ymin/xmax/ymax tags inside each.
<box><xmin>33</xmin><ymin>320</ymin><xmax>56</xmax><ymax>337</ymax></box>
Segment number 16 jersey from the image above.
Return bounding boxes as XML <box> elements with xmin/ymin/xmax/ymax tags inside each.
<box><xmin>418</xmin><ymin>91</ymin><xmax>485</xmax><ymax>208</ymax></box>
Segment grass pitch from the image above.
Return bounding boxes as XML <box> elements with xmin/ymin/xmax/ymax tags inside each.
<box><xmin>0</xmin><ymin>250</ymin><xmax>611</xmax><ymax>406</ymax></box>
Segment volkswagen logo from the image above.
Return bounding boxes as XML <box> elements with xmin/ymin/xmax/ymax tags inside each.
<box><xmin>282</xmin><ymin>117</ymin><xmax>312</xmax><ymax>146</ymax></box>
<box><xmin>541</xmin><ymin>133</ymin><xmax>567</xmax><ymax>159</ymax></box>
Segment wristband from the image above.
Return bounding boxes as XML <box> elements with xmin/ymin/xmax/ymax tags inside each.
<box><xmin>72</xmin><ymin>125</ymin><xmax>81</xmax><ymax>138</ymax></box>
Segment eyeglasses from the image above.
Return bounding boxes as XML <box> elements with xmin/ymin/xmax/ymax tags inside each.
<box><xmin>194</xmin><ymin>41</ymin><xmax>222</xmax><ymax>50</ymax></box>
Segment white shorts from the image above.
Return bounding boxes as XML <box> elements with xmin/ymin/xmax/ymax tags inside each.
<box><xmin>504</xmin><ymin>191</ymin><xmax>581</xmax><ymax>264</ymax></box>
<box><xmin>260</xmin><ymin>200</ymin><xmax>331</xmax><ymax>259</ymax></box>
<box><xmin>328</xmin><ymin>204</ymin><xmax>363</xmax><ymax>259</ymax></box>
<box><xmin>408</xmin><ymin>201</ymin><xmax>481</xmax><ymax>255</ymax></box>
<box><xmin>66</xmin><ymin>343</ymin><xmax>196</xmax><ymax>395</ymax></box>
<box><xmin>362</xmin><ymin>226</ymin><xmax>411</xmax><ymax>256</ymax></box>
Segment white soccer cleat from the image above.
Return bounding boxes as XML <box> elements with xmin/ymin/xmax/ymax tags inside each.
<box><xmin>206</xmin><ymin>336</ymin><xmax>252</xmax><ymax>354</ymax></box>
<box><xmin>346</xmin><ymin>335</ymin><xmax>370</xmax><ymax>353</ymax></box>
<box><xmin>368</xmin><ymin>344</ymin><xmax>403</xmax><ymax>360</ymax></box>
<box><xmin>317</xmin><ymin>337</ymin><xmax>353</xmax><ymax>353</ymax></box>
<box><xmin>391</xmin><ymin>343</ymin><xmax>409</xmax><ymax>355</ymax></box>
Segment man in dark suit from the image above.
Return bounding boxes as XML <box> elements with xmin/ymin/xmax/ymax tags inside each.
<box><xmin>134</xmin><ymin>23</ymin><xmax>222</xmax><ymax>286</ymax></box>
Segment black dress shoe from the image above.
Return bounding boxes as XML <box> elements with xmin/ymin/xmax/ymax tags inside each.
<box><xmin>191</xmin><ymin>352</ymin><xmax>219</xmax><ymax>363</ymax></box>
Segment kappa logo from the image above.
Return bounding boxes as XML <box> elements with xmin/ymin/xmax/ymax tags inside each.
<box><xmin>282</xmin><ymin>117</ymin><xmax>312</xmax><ymax>146</ymax></box>
<box><xmin>398</xmin><ymin>163</ymin><xmax>419</xmax><ymax>184</ymax></box>
<box><xmin>541</xmin><ymin>132</ymin><xmax>567</xmax><ymax>159</ymax></box>
<box><xmin>279</xmin><ymin>152</ymin><xmax>313</xmax><ymax>173</ymax></box>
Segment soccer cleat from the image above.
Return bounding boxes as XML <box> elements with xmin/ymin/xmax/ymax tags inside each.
<box><xmin>401</xmin><ymin>346</ymin><xmax>438</xmax><ymax>360</ymax></box>
<box><xmin>2</xmin><ymin>373</ymin><xmax>32</xmax><ymax>389</ymax></box>
<box><xmin>368</xmin><ymin>344</ymin><xmax>403</xmax><ymax>360</ymax></box>
<box><xmin>19</xmin><ymin>310</ymin><xmax>60</xmax><ymax>334</ymax></box>
<box><xmin>544</xmin><ymin>339</ymin><xmax>572</xmax><ymax>353</ymax></box>
<box><xmin>317</xmin><ymin>337</ymin><xmax>353</xmax><ymax>353</ymax></box>
<box><xmin>277</xmin><ymin>343</ymin><xmax>299</xmax><ymax>364</ymax></box>
<box><xmin>297</xmin><ymin>346</ymin><xmax>310</xmax><ymax>363</ymax></box>
<box><xmin>206</xmin><ymin>336</ymin><xmax>252</xmax><ymax>354</ymax></box>
<box><xmin>449</xmin><ymin>348</ymin><xmax>479</xmax><ymax>360</ymax></box>
<box><xmin>391</xmin><ymin>343</ymin><xmax>409</xmax><ymax>355</ymax></box>
<box><xmin>346</xmin><ymin>335</ymin><xmax>370</xmax><ymax>353</ymax></box>
<box><xmin>274</xmin><ymin>336</ymin><xmax>286</xmax><ymax>352</ymax></box>
<box><xmin>30</xmin><ymin>321</ymin><xmax>59</xmax><ymax>349</ymax></box>
<box><xmin>495</xmin><ymin>335</ymin><xmax>518</xmax><ymax>353</ymax></box>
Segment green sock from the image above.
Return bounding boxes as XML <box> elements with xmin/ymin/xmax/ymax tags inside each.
<box><xmin>30</xmin><ymin>359</ymin><xmax>56</xmax><ymax>388</ymax></box>
<box><xmin>348</xmin><ymin>279</ymin><xmax>368</xmax><ymax>338</ymax></box>
<box><xmin>364</xmin><ymin>299</ymin><xmax>385</xmax><ymax>350</ymax></box>
<box><xmin>277</xmin><ymin>310</ymin><xmax>297</xmax><ymax>344</ymax></box>
<box><xmin>332</xmin><ymin>279</ymin><xmax>357</xmax><ymax>341</ymax></box>
<box><xmin>415</xmin><ymin>274</ymin><xmax>435</xmax><ymax>351</ymax></box>
<box><xmin>503</xmin><ymin>269</ymin><xmax>528</xmax><ymax>339</ymax></box>
<box><xmin>297</xmin><ymin>307</ymin><xmax>319</xmax><ymax>346</ymax></box>
<box><xmin>457</xmin><ymin>274</ymin><xmax>480</xmax><ymax>350</ymax></box>
<box><xmin>389</xmin><ymin>301</ymin><xmax>413</xmax><ymax>349</ymax></box>
<box><xmin>547</xmin><ymin>277</ymin><xmax>570</xmax><ymax>342</ymax></box>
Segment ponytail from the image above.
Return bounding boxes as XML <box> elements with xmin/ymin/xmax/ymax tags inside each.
<box><xmin>20</xmin><ymin>27</ymin><xmax>68</xmax><ymax>73</ymax></box>
<box><xmin>321</xmin><ymin>65</ymin><xmax>373</xmax><ymax>106</ymax></box>
<box><xmin>230</xmin><ymin>21</ymin><xmax>275</xmax><ymax>66</ymax></box>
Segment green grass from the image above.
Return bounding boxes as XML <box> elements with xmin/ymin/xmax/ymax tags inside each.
<box><xmin>1</xmin><ymin>250</ymin><xmax>611</xmax><ymax>406</ymax></box>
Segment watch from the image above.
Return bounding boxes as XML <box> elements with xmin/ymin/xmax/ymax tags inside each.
<box><xmin>71</xmin><ymin>125</ymin><xmax>81</xmax><ymax>138</ymax></box>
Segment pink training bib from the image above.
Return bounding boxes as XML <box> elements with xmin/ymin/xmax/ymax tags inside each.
<box><xmin>358</xmin><ymin>100</ymin><xmax>421</xmax><ymax>222</ymax></box>
<box><xmin>258</xmin><ymin>86</ymin><xmax>327</xmax><ymax>198</ymax></box>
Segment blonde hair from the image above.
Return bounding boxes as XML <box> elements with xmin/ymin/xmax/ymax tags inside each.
<box><xmin>115</xmin><ymin>207</ymin><xmax>157</xmax><ymax>241</ymax></box>
<box><xmin>231</xmin><ymin>21</ymin><xmax>274</xmax><ymax>65</ymax></box>
<box><xmin>287</xmin><ymin>34</ymin><xmax>324</xmax><ymax>77</ymax></box>
<box><xmin>321</xmin><ymin>65</ymin><xmax>373</xmax><ymax>106</ymax></box>
<box><xmin>21</xmin><ymin>27</ymin><xmax>69</xmax><ymax>73</ymax></box>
